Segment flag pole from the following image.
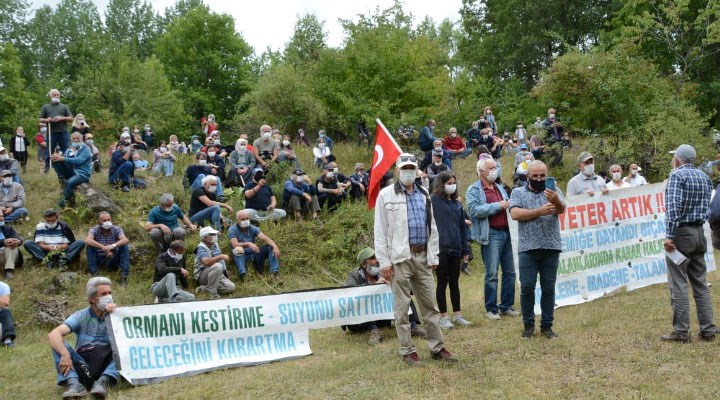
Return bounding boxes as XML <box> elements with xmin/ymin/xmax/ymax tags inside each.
<box><xmin>48</xmin><ymin>120</ymin><xmax>52</xmax><ymax>169</ymax></box>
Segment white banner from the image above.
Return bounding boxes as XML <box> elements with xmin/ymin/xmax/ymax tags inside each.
<box><xmin>510</xmin><ymin>183</ymin><xmax>716</xmax><ymax>312</ymax></box>
<box><xmin>108</xmin><ymin>284</ymin><xmax>394</xmax><ymax>385</ymax></box>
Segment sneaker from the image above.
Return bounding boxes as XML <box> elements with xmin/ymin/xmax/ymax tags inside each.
<box><xmin>3</xmin><ymin>339</ymin><xmax>14</xmax><ymax>348</ymax></box>
<box><xmin>431</xmin><ymin>347</ymin><xmax>458</xmax><ymax>363</ymax></box>
<box><xmin>210</xmin><ymin>293</ymin><xmax>221</xmax><ymax>300</ymax></box>
<box><xmin>661</xmin><ymin>331</ymin><xmax>690</xmax><ymax>343</ymax></box>
<box><xmin>402</xmin><ymin>352</ymin><xmax>421</xmax><ymax>366</ymax></box>
<box><xmin>3</xmin><ymin>270</ymin><xmax>12</xmax><ymax>280</ymax></box>
<box><xmin>238</xmin><ymin>273</ymin><xmax>246</xmax><ymax>282</ymax></box>
<box><xmin>439</xmin><ymin>316</ymin><xmax>454</xmax><ymax>329</ymax></box>
<box><xmin>62</xmin><ymin>383</ymin><xmax>89</xmax><ymax>399</ymax></box>
<box><xmin>368</xmin><ymin>329</ymin><xmax>383</xmax><ymax>346</ymax></box>
<box><xmin>500</xmin><ymin>308</ymin><xmax>521</xmax><ymax>317</ymax></box>
<box><xmin>699</xmin><ymin>330</ymin><xmax>716</xmax><ymax>342</ymax></box>
<box><xmin>461</xmin><ymin>262</ymin><xmax>471</xmax><ymax>275</ymax></box>
<box><xmin>195</xmin><ymin>285</ymin><xmax>207</xmax><ymax>294</ymax></box>
<box><xmin>119</xmin><ymin>275</ymin><xmax>129</xmax><ymax>287</ymax></box>
<box><xmin>486</xmin><ymin>311</ymin><xmax>501</xmax><ymax>320</ymax></box>
<box><xmin>410</xmin><ymin>325</ymin><xmax>426</xmax><ymax>338</ymax></box>
<box><xmin>45</xmin><ymin>260</ymin><xmax>56</xmax><ymax>269</ymax></box>
<box><xmin>540</xmin><ymin>328</ymin><xmax>559</xmax><ymax>339</ymax></box>
<box><xmin>90</xmin><ymin>378</ymin><xmax>108</xmax><ymax>399</ymax></box>
<box><xmin>452</xmin><ymin>315</ymin><xmax>472</xmax><ymax>327</ymax></box>
<box><xmin>521</xmin><ymin>327</ymin><xmax>535</xmax><ymax>339</ymax></box>
<box><xmin>121</xmin><ymin>185</ymin><xmax>130</xmax><ymax>192</ymax></box>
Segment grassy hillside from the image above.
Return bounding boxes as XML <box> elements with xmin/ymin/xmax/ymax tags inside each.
<box><xmin>2</xmin><ymin>140</ymin><xmax>719</xmax><ymax>399</ymax></box>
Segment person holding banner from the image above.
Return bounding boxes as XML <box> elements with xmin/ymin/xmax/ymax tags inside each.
<box><xmin>48</xmin><ymin>277</ymin><xmax>118</xmax><ymax>399</ymax></box>
<box><xmin>566</xmin><ymin>152</ymin><xmax>608</xmax><ymax>197</ymax></box>
<box><xmin>509</xmin><ymin>160</ymin><xmax>566</xmax><ymax>339</ymax></box>
<box><xmin>662</xmin><ymin>144</ymin><xmax>717</xmax><ymax>343</ymax></box>
<box><xmin>374</xmin><ymin>153</ymin><xmax>458</xmax><ymax>366</ymax></box>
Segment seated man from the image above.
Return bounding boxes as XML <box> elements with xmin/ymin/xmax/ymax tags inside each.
<box><xmin>152</xmin><ymin>240</ymin><xmax>195</xmax><ymax>303</ymax></box>
<box><xmin>253</xmin><ymin>125</ymin><xmax>279</xmax><ymax>170</ymax></box>
<box><xmin>228</xmin><ymin>210</ymin><xmax>281</xmax><ymax>281</ymax></box>
<box><xmin>145</xmin><ymin>193</ymin><xmax>196</xmax><ymax>252</ymax></box>
<box><xmin>189</xmin><ymin>176</ymin><xmax>234</xmax><ymax>232</ymax></box>
<box><xmin>85</xmin><ymin>212</ymin><xmax>130</xmax><ymax>286</ymax></box>
<box><xmin>185</xmin><ymin>152</ymin><xmax>225</xmax><ymax>199</ymax></box>
<box><xmin>419</xmin><ymin>139</ymin><xmax>452</xmax><ymax>171</ymax></box>
<box><xmin>0</xmin><ymin>280</ymin><xmax>16</xmax><ymax>347</ymax></box>
<box><xmin>0</xmin><ymin>169</ymin><xmax>27</xmax><ymax>223</ymax></box>
<box><xmin>282</xmin><ymin>169</ymin><xmax>320</xmax><ymax>220</ymax></box>
<box><xmin>443</xmin><ymin>127</ymin><xmax>470</xmax><ymax>159</ymax></box>
<box><xmin>193</xmin><ymin>227</ymin><xmax>235</xmax><ymax>300</ymax></box>
<box><xmin>108</xmin><ymin>140</ymin><xmax>133</xmax><ymax>192</ymax></box>
<box><xmin>226</xmin><ymin>138</ymin><xmax>255</xmax><ymax>187</ymax></box>
<box><xmin>84</xmin><ymin>134</ymin><xmax>101</xmax><ymax>173</ymax></box>
<box><xmin>426</xmin><ymin>149</ymin><xmax>450</xmax><ymax>184</ymax></box>
<box><xmin>344</xmin><ymin>247</ymin><xmax>425</xmax><ymax>344</ymax></box>
<box><xmin>51</xmin><ymin>132</ymin><xmax>92</xmax><ymax>207</ymax></box>
<box><xmin>0</xmin><ymin>146</ymin><xmax>20</xmax><ymax>183</ymax></box>
<box><xmin>24</xmin><ymin>208</ymin><xmax>85</xmax><ymax>269</ymax></box>
<box><xmin>131</xmin><ymin>152</ymin><xmax>148</xmax><ymax>170</ymax></box>
<box><xmin>349</xmin><ymin>163</ymin><xmax>369</xmax><ymax>199</ymax></box>
<box><xmin>0</xmin><ymin>213</ymin><xmax>24</xmax><ymax>280</ymax></box>
<box><xmin>317</xmin><ymin>164</ymin><xmax>350</xmax><ymax>211</ymax></box>
<box><xmin>48</xmin><ymin>277</ymin><xmax>118</xmax><ymax>399</ymax></box>
<box><xmin>243</xmin><ymin>168</ymin><xmax>287</xmax><ymax>222</ymax></box>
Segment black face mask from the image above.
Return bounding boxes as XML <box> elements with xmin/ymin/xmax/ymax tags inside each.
<box><xmin>528</xmin><ymin>178</ymin><xmax>546</xmax><ymax>192</ymax></box>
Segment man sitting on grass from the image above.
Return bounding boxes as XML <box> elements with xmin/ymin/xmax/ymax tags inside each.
<box><xmin>23</xmin><ymin>208</ymin><xmax>85</xmax><ymax>269</ymax></box>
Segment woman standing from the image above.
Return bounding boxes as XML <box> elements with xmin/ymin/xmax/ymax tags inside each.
<box><xmin>431</xmin><ymin>171</ymin><xmax>472</xmax><ymax>329</ymax></box>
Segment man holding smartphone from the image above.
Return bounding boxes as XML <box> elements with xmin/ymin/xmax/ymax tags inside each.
<box><xmin>509</xmin><ymin>160</ymin><xmax>566</xmax><ymax>339</ymax></box>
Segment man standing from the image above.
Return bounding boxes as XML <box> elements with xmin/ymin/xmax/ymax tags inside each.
<box><xmin>624</xmin><ymin>163</ymin><xmax>648</xmax><ymax>187</ymax></box>
<box><xmin>662</xmin><ymin>144</ymin><xmax>716</xmax><ymax>342</ymax></box>
<box><xmin>566</xmin><ymin>152</ymin><xmax>608</xmax><ymax>197</ymax></box>
<box><xmin>606</xmin><ymin>165</ymin><xmax>631</xmax><ymax>191</ymax></box>
<box><xmin>145</xmin><ymin>193</ymin><xmax>196</xmax><ymax>252</ymax></box>
<box><xmin>48</xmin><ymin>277</ymin><xmax>118</xmax><ymax>399</ymax></box>
<box><xmin>38</xmin><ymin>88</ymin><xmax>73</xmax><ymax>154</ymax></box>
<box><xmin>509</xmin><ymin>161</ymin><xmax>566</xmax><ymax>339</ymax></box>
<box><xmin>418</xmin><ymin>119</ymin><xmax>437</xmax><ymax>152</ymax></box>
<box><xmin>374</xmin><ymin>153</ymin><xmax>457</xmax><ymax>365</ymax></box>
<box><xmin>467</xmin><ymin>159</ymin><xmax>519</xmax><ymax>320</ymax></box>
<box><xmin>51</xmin><ymin>132</ymin><xmax>92</xmax><ymax>207</ymax></box>
<box><xmin>85</xmin><ymin>212</ymin><xmax>130</xmax><ymax>286</ymax></box>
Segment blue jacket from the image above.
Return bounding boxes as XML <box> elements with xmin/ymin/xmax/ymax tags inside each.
<box><xmin>430</xmin><ymin>194</ymin><xmax>470</xmax><ymax>257</ymax></box>
<box><xmin>62</xmin><ymin>145</ymin><xmax>92</xmax><ymax>180</ymax></box>
<box><xmin>466</xmin><ymin>180</ymin><xmax>509</xmax><ymax>245</ymax></box>
<box><xmin>418</xmin><ymin>126</ymin><xmax>436</xmax><ymax>152</ymax></box>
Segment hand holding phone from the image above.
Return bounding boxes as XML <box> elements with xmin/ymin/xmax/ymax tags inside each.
<box><xmin>546</xmin><ymin>177</ymin><xmax>556</xmax><ymax>191</ymax></box>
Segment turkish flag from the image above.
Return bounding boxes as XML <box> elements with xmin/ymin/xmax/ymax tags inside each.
<box><xmin>368</xmin><ymin>119</ymin><xmax>403</xmax><ymax>209</ymax></box>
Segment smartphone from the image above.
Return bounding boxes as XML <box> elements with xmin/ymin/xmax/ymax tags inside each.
<box><xmin>546</xmin><ymin>177</ymin><xmax>556</xmax><ymax>191</ymax></box>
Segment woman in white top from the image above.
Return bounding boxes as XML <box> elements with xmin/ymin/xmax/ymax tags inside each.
<box><xmin>313</xmin><ymin>138</ymin><xmax>333</xmax><ymax>168</ymax></box>
<box><xmin>606</xmin><ymin>164</ymin><xmax>631</xmax><ymax>191</ymax></box>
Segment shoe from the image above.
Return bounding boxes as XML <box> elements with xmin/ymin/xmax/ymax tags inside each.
<box><xmin>521</xmin><ymin>327</ymin><xmax>534</xmax><ymax>339</ymax></box>
<box><xmin>402</xmin><ymin>352</ymin><xmax>421</xmax><ymax>366</ymax></box>
<box><xmin>3</xmin><ymin>340</ymin><xmax>14</xmax><ymax>348</ymax></box>
<box><xmin>119</xmin><ymin>275</ymin><xmax>128</xmax><ymax>287</ymax></box>
<box><xmin>452</xmin><ymin>315</ymin><xmax>472</xmax><ymax>327</ymax></box>
<box><xmin>500</xmin><ymin>308</ymin><xmax>521</xmax><ymax>317</ymax></box>
<box><xmin>62</xmin><ymin>383</ymin><xmax>89</xmax><ymax>399</ymax></box>
<box><xmin>210</xmin><ymin>293</ymin><xmax>221</xmax><ymax>300</ymax></box>
<box><xmin>699</xmin><ymin>330</ymin><xmax>716</xmax><ymax>342</ymax></box>
<box><xmin>461</xmin><ymin>262</ymin><xmax>470</xmax><ymax>275</ymax></box>
<box><xmin>90</xmin><ymin>378</ymin><xmax>108</xmax><ymax>399</ymax></box>
<box><xmin>367</xmin><ymin>329</ymin><xmax>383</xmax><ymax>346</ymax></box>
<box><xmin>431</xmin><ymin>347</ymin><xmax>458</xmax><ymax>363</ymax></box>
<box><xmin>541</xmin><ymin>328</ymin><xmax>559</xmax><ymax>339</ymax></box>
<box><xmin>410</xmin><ymin>325</ymin><xmax>426</xmax><ymax>338</ymax></box>
<box><xmin>45</xmin><ymin>260</ymin><xmax>56</xmax><ymax>269</ymax></box>
<box><xmin>195</xmin><ymin>285</ymin><xmax>207</xmax><ymax>294</ymax></box>
<box><xmin>121</xmin><ymin>185</ymin><xmax>130</xmax><ymax>192</ymax></box>
<box><xmin>272</xmin><ymin>272</ymin><xmax>283</xmax><ymax>286</ymax></box>
<box><xmin>486</xmin><ymin>311</ymin><xmax>501</xmax><ymax>320</ymax></box>
<box><xmin>661</xmin><ymin>331</ymin><xmax>690</xmax><ymax>343</ymax></box>
<box><xmin>3</xmin><ymin>270</ymin><xmax>12</xmax><ymax>280</ymax></box>
<box><xmin>439</xmin><ymin>316</ymin><xmax>454</xmax><ymax>329</ymax></box>
<box><xmin>57</xmin><ymin>199</ymin><xmax>67</xmax><ymax>208</ymax></box>
<box><xmin>57</xmin><ymin>257</ymin><xmax>67</xmax><ymax>271</ymax></box>
<box><xmin>238</xmin><ymin>273</ymin><xmax>246</xmax><ymax>282</ymax></box>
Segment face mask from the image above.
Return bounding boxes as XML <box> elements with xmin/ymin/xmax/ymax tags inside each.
<box><xmin>612</xmin><ymin>172</ymin><xmax>622</xmax><ymax>181</ymax></box>
<box><xmin>366</xmin><ymin>263</ymin><xmax>380</xmax><ymax>276</ymax></box>
<box><xmin>434</xmin><ymin>146</ymin><xmax>442</xmax><ymax>151</ymax></box>
<box><xmin>487</xmin><ymin>170</ymin><xmax>498</xmax><ymax>182</ymax></box>
<box><xmin>77</xmin><ymin>120</ymin><xmax>85</xmax><ymax>125</ymax></box>
<box><xmin>318</xmin><ymin>143</ymin><xmax>325</xmax><ymax>149</ymax></box>
<box><xmin>319</xmin><ymin>133</ymin><xmax>325</xmax><ymax>138</ymax></box>
<box><xmin>451</xmin><ymin>133</ymin><xmax>457</xmax><ymax>138</ymax></box>
<box><xmin>71</xmin><ymin>142</ymin><xmax>82</xmax><ymax>148</ymax></box>
<box><xmin>239</xmin><ymin>220</ymin><xmax>250</xmax><ymax>228</ymax></box>
<box><xmin>207</xmin><ymin>185</ymin><xmax>218</xmax><ymax>193</ymax></box>
<box><xmin>631</xmin><ymin>169</ymin><xmax>638</xmax><ymax>176</ymax></box>
<box><xmin>160</xmin><ymin>146</ymin><xmax>167</xmax><ymax>153</ymax></box>
<box><xmin>40</xmin><ymin>127</ymin><xmax>47</xmax><ymax>133</ymax></box>
<box><xmin>213</xmin><ymin>140</ymin><xmax>221</xmax><ymax>146</ymax></box>
<box><xmin>262</xmin><ymin>132</ymin><xmax>271</xmax><ymax>140</ymax></box>
<box><xmin>172</xmin><ymin>253</ymin><xmax>184</xmax><ymax>261</ymax></box>
<box><xmin>2</xmin><ymin>177</ymin><xmax>11</xmax><ymax>186</ymax></box>
<box><xmin>295</xmin><ymin>176</ymin><xmax>304</xmax><ymax>183</ymax></box>
<box><xmin>444</xmin><ymin>184</ymin><xmax>457</xmax><ymax>195</ymax></box>
<box><xmin>399</xmin><ymin>169</ymin><xmax>416</xmax><ymax>186</ymax></box>
<box><xmin>300</xmin><ymin>132</ymin><xmax>305</xmax><ymax>137</ymax></box>
<box><xmin>482</xmin><ymin>135</ymin><xmax>488</xmax><ymax>140</ymax></box>
<box><xmin>51</xmin><ymin>97</ymin><xmax>60</xmax><ymax>104</ymax></box>
<box><xmin>282</xmin><ymin>140</ymin><xmax>290</xmax><ymax>146</ymax></box>
<box><xmin>193</xmin><ymin>140</ymin><xmax>200</xmax><ymax>145</ymax></box>
<box><xmin>434</xmin><ymin>161</ymin><xmax>442</xmax><ymax>166</ymax></box>
<box><xmin>163</xmin><ymin>205</ymin><xmax>174</xmax><ymax>212</ymax></box>
<box><xmin>101</xmin><ymin>221</ymin><xmax>112</xmax><ymax>229</ymax></box>
<box><xmin>208</xmin><ymin>151</ymin><xmax>216</xmax><ymax>158</ymax></box>
<box><xmin>209</xmin><ymin>235</ymin><xmax>218</xmax><ymax>243</ymax></box>
<box><xmin>326</xmin><ymin>172</ymin><xmax>335</xmax><ymax>179</ymax></box>
<box><xmin>528</xmin><ymin>178</ymin><xmax>546</xmax><ymax>192</ymax></box>
<box><xmin>0</xmin><ymin>155</ymin><xmax>8</xmax><ymax>161</ymax></box>
<box><xmin>582</xmin><ymin>164</ymin><xmax>594</xmax><ymax>176</ymax></box>
<box><xmin>86</xmin><ymin>140</ymin><xmax>93</xmax><ymax>145</ymax></box>
<box><xmin>479</xmin><ymin>118</ymin><xmax>485</xmax><ymax>123</ymax></box>
<box><xmin>198</xmin><ymin>159</ymin><xmax>207</xmax><ymax>166</ymax></box>
<box><xmin>97</xmin><ymin>294</ymin><xmax>113</xmax><ymax>311</ymax></box>
<box><xmin>46</xmin><ymin>222</ymin><xmax>58</xmax><ymax>229</ymax></box>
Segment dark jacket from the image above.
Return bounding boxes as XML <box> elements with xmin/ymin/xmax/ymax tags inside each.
<box><xmin>0</xmin><ymin>224</ymin><xmax>23</xmax><ymax>267</ymax></box>
<box><xmin>430</xmin><ymin>194</ymin><xmax>470</xmax><ymax>257</ymax></box>
<box><xmin>153</xmin><ymin>251</ymin><xmax>189</xmax><ymax>288</ymax></box>
<box><xmin>9</xmin><ymin>135</ymin><xmax>30</xmax><ymax>154</ymax></box>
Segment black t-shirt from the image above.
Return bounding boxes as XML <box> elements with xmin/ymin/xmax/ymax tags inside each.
<box><xmin>244</xmin><ymin>180</ymin><xmax>273</xmax><ymax>210</ymax></box>
<box><xmin>189</xmin><ymin>187</ymin><xmax>216</xmax><ymax>217</ymax></box>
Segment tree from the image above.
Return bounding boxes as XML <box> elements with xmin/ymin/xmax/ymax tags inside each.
<box><xmin>284</xmin><ymin>14</ymin><xmax>327</xmax><ymax>68</ymax></box>
<box><xmin>0</xmin><ymin>43</ymin><xmax>34</xmax><ymax>135</ymax></box>
<box><xmin>0</xmin><ymin>0</ymin><xmax>28</xmax><ymax>44</ymax></box>
<box><xmin>105</xmin><ymin>0</ymin><xmax>162</xmax><ymax>59</ymax></box>
<box><xmin>154</xmin><ymin>5</ymin><xmax>253</xmax><ymax>122</ymax></box>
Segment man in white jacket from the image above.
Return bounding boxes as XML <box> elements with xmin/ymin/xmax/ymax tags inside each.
<box><xmin>374</xmin><ymin>153</ymin><xmax>457</xmax><ymax>366</ymax></box>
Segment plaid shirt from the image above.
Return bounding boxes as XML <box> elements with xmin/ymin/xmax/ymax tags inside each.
<box><xmin>665</xmin><ymin>164</ymin><xmax>712</xmax><ymax>239</ymax></box>
<box><xmin>88</xmin><ymin>225</ymin><xmax>124</xmax><ymax>249</ymax></box>
<box><xmin>405</xmin><ymin>186</ymin><xmax>428</xmax><ymax>246</ymax></box>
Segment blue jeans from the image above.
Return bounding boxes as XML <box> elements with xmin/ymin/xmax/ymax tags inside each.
<box><xmin>109</xmin><ymin>161</ymin><xmax>134</xmax><ymax>185</ymax></box>
<box><xmin>4</xmin><ymin>207</ymin><xmax>28</xmax><ymax>222</ymax></box>
<box><xmin>153</xmin><ymin>158</ymin><xmax>174</xmax><ymax>176</ymax></box>
<box><xmin>233</xmin><ymin>245</ymin><xmax>279</xmax><ymax>275</ymax></box>
<box><xmin>518</xmin><ymin>249</ymin><xmax>560</xmax><ymax>329</ymax></box>
<box><xmin>189</xmin><ymin>205</ymin><xmax>222</xmax><ymax>231</ymax></box>
<box><xmin>86</xmin><ymin>245</ymin><xmax>130</xmax><ymax>276</ymax></box>
<box><xmin>52</xmin><ymin>341</ymin><xmax>117</xmax><ymax>385</ymax></box>
<box><xmin>481</xmin><ymin>228</ymin><xmax>516</xmax><ymax>313</ymax></box>
<box><xmin>53</xmin><ymin>162</ymin><xmax>89</xmax><ymax>201</ymax></box>
<box><xmin>23</xmin><ymin>240</ymin><xmax>85</xmax><ymax>263</ymax></box>
<box><xmin>190</xmin><ymin>174</ymin><xmax>225</xmax><ymax>197</ymax></box>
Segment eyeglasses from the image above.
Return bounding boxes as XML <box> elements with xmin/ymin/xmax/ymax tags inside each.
<box><xmin>398</xmin><ymin>155</ymin><xmax>417</xmax><ymax>163</ymax></box>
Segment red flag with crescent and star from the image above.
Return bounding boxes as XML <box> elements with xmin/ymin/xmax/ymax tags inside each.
<box><xmin>368</xmin><ymin>118</ymin><xmax>402</xmax><ymax>209</ymax></box>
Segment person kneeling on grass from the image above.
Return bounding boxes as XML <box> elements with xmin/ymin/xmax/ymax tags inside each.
<box><xmin>152</xmin><ymin>240</ymin><xmax>195</xmax><ymax>303</ymax></box>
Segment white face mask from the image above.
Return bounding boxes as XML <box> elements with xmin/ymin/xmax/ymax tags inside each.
<box><xmin>326</xmin><ymin>172</ymin><xmax>334</xmax><ymax>179</ymax></box>
<box><xmin>631</xmin><ymin>169</ymin><xmax>638</xmax><ymax>176</ymax></box>
<box><xmin>399</xmin><ymin>169</ymin><xmax>417</xmax><ymax>186</ymax></box>
<box><xmin>0</xmin><ymin>155</ymin><xmax>8</xmax><ymax>161</ymax></box>
<box><xmin>482</xmin><ymin>135</ymin><xmax>488</xmax><ymax>140</ymax></box>
<box><xmin>46</xmin><ymin>222</ymin><xmax>58</xmax><ymax>229</ymax></box>
<box><xmin>163</xmin><ymin>205</ymin><xmax>174</xmax><ymax>212</ymax></box>
<box><xmin>450</xmin><ymin>133</ymin><xmax>457</xmax><ymax>137</ymax></box>
<box><xmin>209</xmin><ymin>235</ymin><xmax>218</xmax><ymax>243</ymax></box>
<box><xmin>208</xmin><ymin>151</ymin><xmax>216</xmax><ymax>158</ymax></box>
<box><xmin>51</xmin><ymin>97</ymin><xmax>60</xmax><ymax>104</ymax></box>
<box><xmin>582</xmin><ymin>164</ymin><xmax>595</xmax><ymax>176</ymax></box>
<box><xmin>2</xmin><ymin>177</ymin><xmax>11</xmax><ymax>186</ymax></box>
<box><xmin>171</xmin><ymin>252</ymin><xmax>184</xmax><ymax>261</ymax></box>
<box><xmin>198</xmin><ymin>159</ymin><xmax>208</xmax><ymax>166</ymax></box>
<box><xmin>101</xmin><ymin>221</ymin><xmax>113</xmax><ymax>230</ymax></box>
<box><xmin>86</xmin><ymin>140</ymin><xmax>93</xmax><ymax>145</ymax></box>
<box><xmin>318</xmin><ymin>143</ymin><xmax>325</xmax><ymax>149</ymax></box>
<box><xmin>207</xmin><ymin>185</ymin><xmax>218</xmax><ymax>193</ymax></box>
<box><xmin>239</xmin><ymin>220</ymin><xmax>250</xmax><ymax>228</ymax></box>
<box><xmin>434</xmin><ymin>146</ymin><xmax>442</xmax><ymax>151</ymax></box>
<box><xmin>487</xmin><ymin>169</ymin><xmax>498</xmax><ymax>182</ymax></box>
<box><xmin>612</xmin><ymin>172</ymin><xmax>622</xmax><ymax>181</ymax></box>
<box><xmin>366</xmin><ymin>262</ymin><xmax>381</xmax><ymax>276</ymax></box>
<box><xmin>97</xmin><ymin>294</ymin><xmax>113</xmax><ymax>311</ymax></box>
<box><xmin>295</xmin><ymin>176</ymin><xmax>304</xmax><ymax>183</ymax></box>
<box><xmin>262</xmin><ymin>132</ymin><xmax>271</xmax><ymax>140</ymax></box>
<box><xmin>160</xmin><ymin>146</ymin><xmax>168</xmax><ymax>153</ymax></box>
<box><xmin>40</xmin><ymin>127</ymin><xmax>47</xmax><ymax>133</ymax></box>
<box><xmin>444</xmin><ymin>184</ymin><xmax>457</xmax><ymax>195</ymax></box>
<box><xmin>434</xmin><ymin>161</ymin><xmax>442</xmax><ymax>166</ymax></box>
<box><xmin>282</xmin><ymin>140</ymin><xmax>290</xmax><ymax>146</ymax></box>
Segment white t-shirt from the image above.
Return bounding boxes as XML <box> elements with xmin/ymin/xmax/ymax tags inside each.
<box><xmin>625</xmin><ymin>175</ymin><xmax>648</xmax><ymax>187</ymax></box>
<box><xmin>607</xmin><ymin>180</ymin><xmax>631</xmax><ymax>191</ymax></box>
<box><xmin>0</xmin><ymin>281</ymin><xmax>10</xmax><ymax>296</ymax></box>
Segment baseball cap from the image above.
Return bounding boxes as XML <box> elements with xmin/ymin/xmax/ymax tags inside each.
<box><xmin>669</xmin><ymin>144</ymin><xmax>696</xmax><ymax>163</ymax></box>
<box><xmin>577</xmin><ymin>152</ymin><xmax>593</xmax><ymax>164</ymax></box>
<box><xmin>356</xmin><ymin>247</ymin><xmax>375</xmax><ymax>264</ymax></box>
<box><xmin>0</xmin><ymin>146</ymin><xmax>6</xmax><ymax>153</ymax></box>
<box><xmin>252</xmin><ymin>167</ymin><xmax>264</xmax><ymax>175</ymax></box>
<box><xmin>199</xmin><ymin>226</ymin><xmax>219</xmax><ymax>239</ymax></box>
<box><xmin>396</xmin><ymin>153</ymin><xmax>418</xmax><ymax>169</ymax></box>
<box><xmin>519</xmin><ymin>143</ymin><xmax>528</xmax><ymax>150</ymax></box>
<box><xmin>292</xmin><ymin>169</ymin><xmax>305</xmax><ymax>176</ymax></box>
<box><xmin>432</xmin><ymin>148</ymin><xmax>444</xmax><ymax>157</ymax></box>
<box><xmin>85</xmin><ymin>134</ymin><xmax>94</xmax><ymax>140</ymax></box>
<box><xmin>0</xmin><ymin>170</ymin><xmax>11</xmax><ymax>177</ymax></box>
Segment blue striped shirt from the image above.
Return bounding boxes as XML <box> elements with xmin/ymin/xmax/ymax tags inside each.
<box><xmin>665</xmin><ymin>164</ymin><xmax>712</xmax><ymax>239</ymax></box>
<box><xmin>405</xmin><ymin>187</ymin><xmax>428</xmax><ymax>246</ymax></box>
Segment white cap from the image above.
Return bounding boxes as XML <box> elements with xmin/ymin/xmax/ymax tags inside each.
<box><xmin>199</xmin><ymin>226</ymin><xmax>219</xmax><ymax>239</ymax></box>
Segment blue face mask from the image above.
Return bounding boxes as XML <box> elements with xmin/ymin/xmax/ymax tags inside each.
<box><xmin>71</xmin><ymin>141</ymin><xmax>82</xmax><ymax>148</ymax></box>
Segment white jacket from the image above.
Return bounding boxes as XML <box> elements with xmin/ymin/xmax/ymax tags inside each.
<box><xmin>374</xmin><ymin>181</ymin><xmax>439</xmax><ymax>269</ymax></box>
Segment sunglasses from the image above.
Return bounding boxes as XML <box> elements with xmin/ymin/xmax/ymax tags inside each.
<box><xmin>398</xmin><ymin>155</ymin><xmax>417</xmax><ymax>163</ymax></box>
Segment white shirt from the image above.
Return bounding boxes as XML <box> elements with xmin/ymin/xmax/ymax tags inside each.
<box><xmin>625</xmin><ymin>174</ymin><xmax>647</xmax><ymax>187</ymax></box>
<box><xmin>607</xmin><ymin>180</ymin><xmax>631</xmax><ymax>191</ymax></box>
<box><xmin>14</xmin><ymin>137</ymin><xmax>26</xmax><ymax>152</ymax></box>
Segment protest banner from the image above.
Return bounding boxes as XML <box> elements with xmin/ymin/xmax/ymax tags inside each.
<box><xmin>509</xmin><ymin>183</ymin><xmax>716</xmax><ymax>312</ymax></box>
<box><xmin>108</xmin><ymin>284</ymin><xmax>394</xmax><ymax>385</ymax></box>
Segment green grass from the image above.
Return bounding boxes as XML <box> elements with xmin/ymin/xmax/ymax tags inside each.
<box><xmin>2</xmin><ymin>141</ymin><xmax>720</xmax><ymax>399</ymax></box>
